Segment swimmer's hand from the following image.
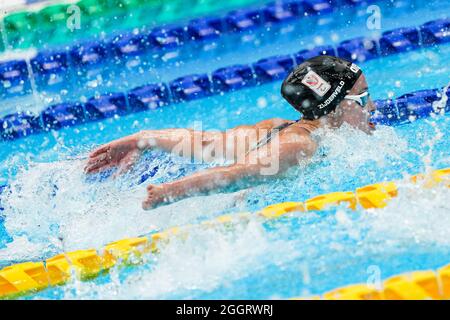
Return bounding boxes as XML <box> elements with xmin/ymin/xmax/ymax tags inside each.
<box><xmin>142</xmin><ymin>184</ymin><xmax>167</xmax><ymax>210</ymax></box>
<box><xmin>84</xmin><ymin>133</ymin><xmax>143</xmax><ymax>176</ymax></box>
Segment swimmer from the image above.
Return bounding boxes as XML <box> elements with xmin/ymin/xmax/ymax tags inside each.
<box><xmin>84</xmin><ymin>55</ymin><xmax>376</xmax><ymax>209</ymax></box>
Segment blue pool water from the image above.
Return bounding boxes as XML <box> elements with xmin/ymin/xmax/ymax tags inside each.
<box><xmin>1</xmin><ymin>0</ymin><xmax>449</xmax><ymax>117</ymax></box>
<box><xmin>0</xmin><ymin>0</ymin><xmax>449</xmax><ymax>299</ymax></box>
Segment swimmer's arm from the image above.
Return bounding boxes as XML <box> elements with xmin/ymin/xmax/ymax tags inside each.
<box><xmin>137</xmin><ymin>129</ymin><xmax>223</xmax><ymax>155</ymax></box>
<box><xmin>87</xmin><ymin>119</ymin><xmax>286</xmax><ymax>172</ymax></box>
<box><xmin>86</xmin><ymin>128</ymin><xmax>220</xmax><ymax>174</ymax></box>
<box><xmin>139</xmin><ymin>118</ymin><xmax>288</xmax><ymax>153</ymax></box>
<box><xmin>142</xmin><ymin>137</ymin><xmax>316</xmax><ymax>209</ymax></box>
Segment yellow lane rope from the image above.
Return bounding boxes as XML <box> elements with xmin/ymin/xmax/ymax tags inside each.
<box><xmin>0</xmin><ymin>167</ymin><xmax>449</xmax><ymax>299</ymax></box>
<box><xmin>292</xmin><ymin>263</ymin><xmax>450</xmax><ymax>300</ymax></box>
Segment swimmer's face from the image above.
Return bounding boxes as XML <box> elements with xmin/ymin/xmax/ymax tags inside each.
<box><xmin>338</xmin><ymin>73</ymin><xmax>376</xmax><ymax>134</ymax></box>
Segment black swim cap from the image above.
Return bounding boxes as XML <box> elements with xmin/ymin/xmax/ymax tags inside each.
<box><xmin>281</xmin><ymin>55</ymin><xmax>362</xmax><ymax>120</ymax></box>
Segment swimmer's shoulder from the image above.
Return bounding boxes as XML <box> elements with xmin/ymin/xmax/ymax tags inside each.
<box><xmin>280</xmin><ymin>123</ymin><xmax>318</xmax><ymax>155</ymax></box>
<box><xmin>280</xmin><ymin>126</ymin><xmax>313</xmax><ymax>142</ymax></box>
<box><xmin>255</xmin><ymin>118</ymin><xmax>294</xmax><ymax>129</ymax></box>
<box><xmin>232</xmin><ymin>118</ymin><xmax>291</xmax><ymax>131</ymax></box>
<box><xmin>288</xmin><ymin>120</ymin><xmax>320</xmax><ymax>135</ymax></box>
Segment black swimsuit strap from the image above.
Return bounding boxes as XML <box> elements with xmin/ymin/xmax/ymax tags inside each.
<box><xmin>250</xmin><ymin>119</ymin><xmax>300</xmax><ymax>153</ymax></box>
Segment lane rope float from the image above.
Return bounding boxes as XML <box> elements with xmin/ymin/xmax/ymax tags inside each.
<box><xmin>292</xmin><ymin>263</ymin><xmax>450</xmax><ymax>300</ymax></box>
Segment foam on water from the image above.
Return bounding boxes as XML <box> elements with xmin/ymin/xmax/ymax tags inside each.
<box><xmin>0</xmin><ymin>154</ymin><xmax>246</xmax><ymax>262</ymax></box>
<box><xmin>0</xmin><ymin>120</ymin><xmax>441</xmax><ymax>265</ymax></box>
<box><xmin>0</xmin><ymin>114</ymin><xmax>447</xmax><ymax>296</ymax></box>
<box><xmin>313</xmin><ymin>123</ymin><xmax>409</xmax><ymax>172</ymax></box>
<box><xmin>30</xmin><ymin>181</ymin><xmax>449</xmax><ymax>300</ymax></box>
<box><xmin>55</xmin><ymin>218</ymin><xmax>302</xmax><ymax>299</ymax></box>
<box><xmin>245</xmin><ymin>123</ymin><xmax>412</xmax><ymax>207</ymax></box>
<box><xmin>0</xmin><ymin>236</ymin><xmax>51</xmax><ymax>262</ymax></box>
<box><xmin>365</xmin><ymin>184</ymin><xmax>450</xmax><ymax>246</ymax></box>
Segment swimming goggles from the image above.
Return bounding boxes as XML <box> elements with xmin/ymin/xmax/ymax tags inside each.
<box><xmin>344</xmin><ymin>91</ymin><xmax>370</xmax><ymax>108</ymax></box>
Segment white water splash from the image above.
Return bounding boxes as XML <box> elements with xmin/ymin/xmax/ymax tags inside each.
<box><xmin>363</xmin><ymin>183</ymin><xmax>450</xmax><ymax>246</ymax></box>
<box><xmin>61</xmin><ymin>219</ymin><xmax>300</xmax><ymax>299</ymax></box>
<box><xmin>432</xmin><ymin>82</ymin><xmax>449</xmax><ymax>114</ymax></box>
<box><xmin>51</xmin><ymin>181</ymin><xmax>450</xmax><ymax>300</ymax></box>
<box><xmin>0</xmin><ymin>158</ymin><xmax>247</xmax><ymax>260</ymax></box>
<box><xmin>313</xmin><ymin>123</ymin><xmax>408</xmax><ymax>171</ymax></box>
<box><xmin>0</xmin><ymin>236</ymin><xmax>52</xmax><ymax>261</ymax></box>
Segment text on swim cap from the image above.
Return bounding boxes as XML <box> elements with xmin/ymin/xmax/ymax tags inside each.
<box><xmin>301</xmin><ymin>70</ymin><xmax>331</xmax><ymax>97</ymax></box>
<box><xmin>350</xmin><ymin>63</ymin><xmax>360</xmax><ymax>73</ymax></box>
<box><xmin>317</xmin><ymin>80</ymin><xmax>346</xmax><ymax>109</ymax></box>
